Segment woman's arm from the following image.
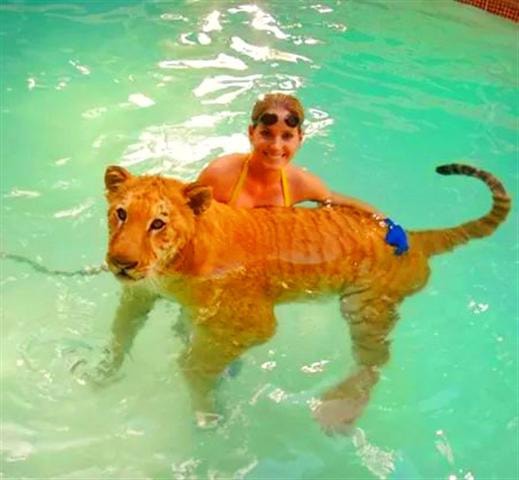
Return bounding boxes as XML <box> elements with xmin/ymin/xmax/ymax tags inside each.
<box><xmin>324</xmin><ymin>191</ymin><xmax>383</xmax><ymax>217</ymax></box>
<box><xmin>291</xmin><ymin>169</ymin><xmax>382</xmax><ymax>215</ymax></box>
<box><xmin>291</xmin><ymin>168</ymin><xmax>408</xmax><ymax>254</ymax></box>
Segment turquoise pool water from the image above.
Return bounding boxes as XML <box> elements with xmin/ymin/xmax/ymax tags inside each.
<box><xmin>1</xmin><ymin>1</ymin><xmax>517</xmax><ymax>478</ymax></box>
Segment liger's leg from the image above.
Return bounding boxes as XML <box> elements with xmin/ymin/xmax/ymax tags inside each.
<box><xmin>178</xmin><ymin>300</ymin><xmax>276</xmax><ymax>418</ymax></box>
<box><xmin>315</xmin><ymin>290</ymin><xmax>399</xmax><ymax>433</ymax></box>
<box><xmin>90</xmin><ymin>286</ymin><xmax>157</xmax><ymax>380</ymax></box>
<box><xmin>172</xmin><ymin>306</ymin><xmax>192</xmax><ymax>344</ymax></box>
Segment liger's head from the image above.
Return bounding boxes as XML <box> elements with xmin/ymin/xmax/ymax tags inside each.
<box><xmin>104</xmin><ymin>166</ymin><xmax>212</xmax><ymax>282</ymax></box>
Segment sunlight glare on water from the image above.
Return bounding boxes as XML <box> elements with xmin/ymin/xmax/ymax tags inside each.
<box><xmin>1</xmin><ymin>1</ymin><xmax>517</xmax><ymax>479</ymax></box>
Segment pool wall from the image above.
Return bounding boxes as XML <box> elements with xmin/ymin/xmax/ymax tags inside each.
<box><xmin>457</xmin><ymin>0</ymin><xmax>519</xmax><ymax>21</ymax></box>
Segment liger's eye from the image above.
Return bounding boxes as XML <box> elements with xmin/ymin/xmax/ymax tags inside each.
<box><xmin>116</xmin><ymin>207</ymin><xmax>127</xmax><ymax>221</ymax></box>
<box><xmin>150</xmin><ymin>219</ymin><xmax>165</xmax><ymax>230</ymax></box>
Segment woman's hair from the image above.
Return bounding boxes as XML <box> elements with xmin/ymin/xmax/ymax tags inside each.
<box><xmin>250</xmin><ymin>93</ymin><xmax>305</xmax><ymax>128</ymax></box>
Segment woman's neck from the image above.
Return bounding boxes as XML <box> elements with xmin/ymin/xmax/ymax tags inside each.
<box><xmin>247</xmin><ymin>152</ymin><xmax>284</xmax><ymax>185</ymax></box>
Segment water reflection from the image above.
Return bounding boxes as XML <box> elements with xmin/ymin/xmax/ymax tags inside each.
<box><xmin>53</xmin><ymin>198</ymin><xmax>95</xmax><ymax>220</ymax></box>
<box><xmin>69</xmin><ymin>60</ymin><xmax>90</xmax><ymax>76</ymax></box>
<box><xmin>352</xmin><ymin>428</ymin><xmax>396</xmax><ymax>479</ymax></box>
<box><xmin>192</xmin><ymin>73</ymin><xmax>304</xmax><ymax>104</ymax></box>
<box><xmin>127</xmin><ymin>93</ymin><xmax>155</xmax><ymax>108</ymax></box>
<box><xmin>121</xmin><ymin>121</ymin><xmax>249</xmax><ymax>177</ymax></box>
<box><xmin>228</xmin><ymin>5</ymin><xmax>290</xmax><ymax>40</ymax></box>
<box><xmin>158</xmin><ymin>53</ymin><xmax>247</xmax><ymax>71</ymax></box>
<box><xmin>230</xmin><ymin>36</ymin><xmax>311</xmax><ymax>63</ymax></box>
<box><xmin>201</xmin><ymin>10</ymin><xmax>222</xmax><ymax>33</ymax></box>
<box><xmin>193</xmin><ymin>74</ymin><xmax>261</xmax><ymax>104</ymax></box>
<box><xmin>182</xmin><ymin>111</ymin><xmax>243</xmax><ymax>128</ymax></box>
<box><xmin>4</xmin><ymin>189</ymin><xmax>41</xmax><ymax>199</ymax></box>
<box><xmin>160</xmin><ymin>13</ymin><xmax>188</xmax><ymax>22</ymax></box>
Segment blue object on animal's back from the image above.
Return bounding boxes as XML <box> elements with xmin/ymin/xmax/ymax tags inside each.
<box><xmin>384</xmin><ymin>218</ymin><xmax>409</xmax><ymax>255</ymax></box>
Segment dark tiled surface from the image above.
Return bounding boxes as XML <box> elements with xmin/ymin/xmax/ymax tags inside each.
<box><xmin>458</xmin><ymin>0</ymin><xmax>519</xmax><ymax>21</ymax></box>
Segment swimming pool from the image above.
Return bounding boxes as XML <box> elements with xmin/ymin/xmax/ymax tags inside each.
<box><xmin>1</xmin><ymin>1</ymin><xmax>517</xmax><ymax>478</ymax></box>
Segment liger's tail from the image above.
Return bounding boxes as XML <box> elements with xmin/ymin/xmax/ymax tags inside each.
<box><xmin>409</xmin><ymin>164</ymin><xmax>511</xmax><ymax>257</ymax></box>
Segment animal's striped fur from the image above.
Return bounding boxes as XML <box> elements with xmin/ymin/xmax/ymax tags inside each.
<box><xmin>95</xmin><ymin>163</ymin><xmax>510</xmax><ymax>432</ymax></box>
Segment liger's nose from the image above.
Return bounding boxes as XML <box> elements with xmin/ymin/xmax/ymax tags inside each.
<box><xmin>109</xmin><ymin>255</ymin><xmax>138</xmax><ymax>271</ymax></box>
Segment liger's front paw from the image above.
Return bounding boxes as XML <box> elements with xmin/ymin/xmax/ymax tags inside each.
<box><xmin>313</xmin><ymin>394</ymin><xmax>368</xmax><ymax>435</ymax></box>
<box><xmin>69</xmin><ymin>350</ymin><xmax>124</xmax><ymax>387</ymax></box>
<box><xmin>195</xmin><ymin>411</ymin><xmax>223</xmax><ymax>430</ymax></box>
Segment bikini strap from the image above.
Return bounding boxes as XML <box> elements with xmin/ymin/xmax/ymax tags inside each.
<box><xmin>280</xmin><ymin>168</ymin><xmax>292</xmax><ymax>206</ymax></box>
<box><xmin>229</xmin><ymin>154</ymin><xmax>292</xmax><ymax>207</ymax></box>
<box><xmin>229</xmin><ymin>154</ymin><xmax>250</xmax><ymax>206</ymax></box>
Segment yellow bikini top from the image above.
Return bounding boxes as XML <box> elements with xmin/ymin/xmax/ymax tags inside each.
<box><xmin>228</xmin><ymin>155</ymin><xmax>292</xmax><ymax>207</ymax></box>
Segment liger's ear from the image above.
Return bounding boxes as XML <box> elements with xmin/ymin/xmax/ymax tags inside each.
<box><xmin>105</xmin><ymin>166</ymin><xmax>132</xmax><ymax>192</ymax></box>
<box><xmin>183</xmin><ymin>183</ymin><xmax>212</xmax><ymax>215</ymax></box>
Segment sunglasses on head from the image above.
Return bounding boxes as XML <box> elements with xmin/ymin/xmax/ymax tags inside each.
<box><xmin>253</xmin><ymin>112</ymin><xmax>301</xmax><ymax>128</ymax></box>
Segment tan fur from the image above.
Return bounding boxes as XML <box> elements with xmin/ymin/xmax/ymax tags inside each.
<box><xmin>96</xmin><ymin>164</ymin><xmax>510</xmax><ymax>432</ymax></box>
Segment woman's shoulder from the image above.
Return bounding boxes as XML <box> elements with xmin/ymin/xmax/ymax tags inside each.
<box><xmin>197</xmin><ymin>153</ymin><xmax>247</xmax><ymax>202</ymax></box>
<box><xmin>199</xmin><ymin>153</ymin><xmax>246</xmax><ymax>178</ymax></box>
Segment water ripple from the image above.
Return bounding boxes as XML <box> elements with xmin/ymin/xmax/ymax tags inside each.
<box><xmin>193</xmin><ymin>74</ymin><xmax>261</xmax><ymax>104</ymax></box>
<box><xmin>68</xmin><ymin>60</ymin><xmax>90</xmax><ymax>76</ymax></box>
<box><xmin>128</xmin><ymin>93</ymin><xmax>155</xmax><ymax>108</ymax></box>
<box><xmin>202</xmin><ymin>10</ymin><xmax>222</xmax><ymax>33</ymax></box>
<box><xmin>352</xmin><ymin>428</ymin><xmax>396</xmax><ymax>480</ymax></box>
<box><xmin>121</xmin><ymin>123</ymin><xmax>249</xmax><ymax>176</ymax></box>
<box><xmin>159</xmin><ymin>53</ymin><xmax>248</xmax><ymax>71</ymax></box>
<box><xmin>230</xmin><ymin>36</ymin><xmax>311</xmax><ymax>63</ymax></box>
<box><xmin>4</xmin><ymin>189</ymin><xmax>41</xmax><ymax>199</ymax></box>
<box><xmin>1</xmin><ymin>423</ymin><xmax>35</xmax><ymax>463</ymax></box>
<box><xmin>160</xmin><ymin>13</ymin><xmax>188</xmax><ymax>22</ymax></box>
<box><xmin>54</xmin><ymin>198</ymin><xmax>95</xmax><ymax>220</ymax></box>
<box><xmin>228</xmin><ymin>5</ymin><xmax>290</xmax><ymax>40</ymax></box>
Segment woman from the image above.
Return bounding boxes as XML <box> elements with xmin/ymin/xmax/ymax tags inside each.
<box><xmin>197</xmin><ymin>93</ymin><xmax>408</xmax><ymax>254</ymax></box>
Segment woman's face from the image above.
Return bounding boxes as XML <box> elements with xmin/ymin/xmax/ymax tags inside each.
<box><xmin>248</xmin><ymin>107</ymin><xmax>303</xmax><ymax>170</ymax></box>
